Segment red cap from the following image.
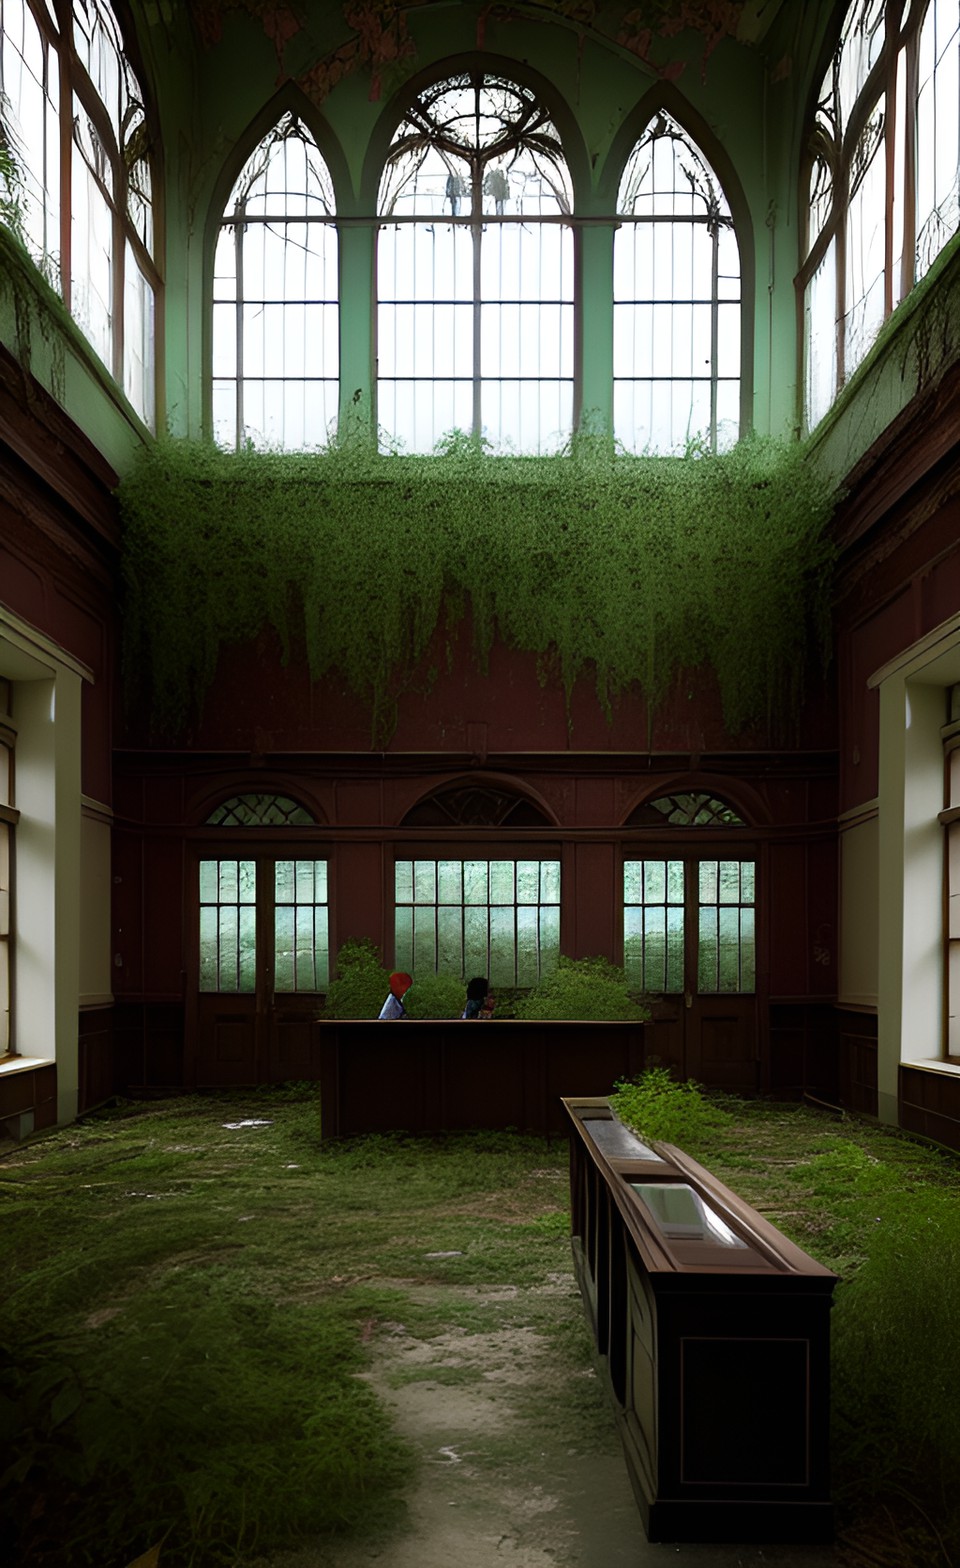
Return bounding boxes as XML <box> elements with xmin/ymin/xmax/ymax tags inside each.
<box><xmin>389</xmin><ymin>971</ymin><xmax>413</xmax><ymax>998</ymax></box>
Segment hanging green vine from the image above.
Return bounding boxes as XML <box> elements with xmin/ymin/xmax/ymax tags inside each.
<box><xmin>117</xmin><ymin>435</ymin><xmax>837</xmax><ymax>743</ymax></box>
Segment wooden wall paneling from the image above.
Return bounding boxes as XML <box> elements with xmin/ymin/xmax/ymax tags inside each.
<box><xmin>899</xmin><ymin>1064</ymin><xmax>960</xmax><ymax>1153</ymax></box>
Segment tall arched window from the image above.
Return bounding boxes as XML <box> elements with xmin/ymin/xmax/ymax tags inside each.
<box><xmin>613</xmin><ymin>112</ymin><xmax>741</xmax><ymax>454</ymax></box>
<box><xmin>800</xmin><ymin>0</ymin><xmax>959</xmax><ymax>431</ymax></box>
<box><xmin>212</xmin><ymin>112</ymin><xmax>338</xmax><ymax>450</ymax></box>
<box><xmin>0</xmin><ymin>0</ymin><xmax>159</xmax><ymax>426</ymax></box>
<box><xmin>377</xmin><ymin>71</ymin><xmax>574</xmax><ymax>454</ymax></box>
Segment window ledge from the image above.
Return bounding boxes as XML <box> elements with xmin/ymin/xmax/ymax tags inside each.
<box><xmin>901</xmin><ymin>1058</ymin><xmax>960</xmax><ymax>1078</ymax></box>
<box><xmin>0</xmin><ymin>1055</ymin><xmax>54</xmax><ymax>1076</ymax></box>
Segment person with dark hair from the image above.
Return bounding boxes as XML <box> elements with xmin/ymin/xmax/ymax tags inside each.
<box><xmin>379</xmin><ymin>971</ymin><xmax>412</xmax><ymax>1020</ymax></box>
<box><xmin>461</xmin><ymin>976</ymin><xmax>489</xmax><ymax>1019</ymax></box>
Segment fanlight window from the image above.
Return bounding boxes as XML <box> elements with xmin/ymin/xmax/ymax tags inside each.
<box><xmin>377</xmin><ymin>72</ymin><xmax>574</xmax><ymax>454</ymax></box>
<box><xmin>801</xmin><ymin>0</ymin><xmax>959</xmax><ymax>430</ymax></box>
<box><xmin>627</xmin><ymin>793</ymin><xmax>746</xmax><ymax>828</ymax></box>
<box><xmin>402</xmin><ymin>782</ymin><xmax>551</xmax><ymax>828</ymax></box>
<box><xmin>614</xmin><ymin>112</ymin><xmax>740</xmax><ymax>454</ymax></box>
<box><xmin>0</xmin><ymin>0</ymin><xmax>159</xmax><ymax>426</ymax></box>
<box><xmin>213</xmin><ymin>113</ymin><xmax>338</xmax><ymax>451</ymax></box>
<box><xmin>206</xmin><ymin>794</ymin><xmax>315</xmax><ymax>826</ymax></box>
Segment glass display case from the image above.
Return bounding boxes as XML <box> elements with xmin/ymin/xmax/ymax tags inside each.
<box><xmin>563</xmin><ymin>1096</ymin><xmax>836</xmax><ymax>1544</ymax></box>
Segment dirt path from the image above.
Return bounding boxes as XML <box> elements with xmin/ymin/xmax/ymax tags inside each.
<box><xmin>267</xmin><ymin>1277</ymin><xmax>841</xmax><ymax>1568</ymax></box>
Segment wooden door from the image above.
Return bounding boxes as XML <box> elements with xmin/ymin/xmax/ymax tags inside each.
<box><xmin>193</xmin><ymin>854</ymin><xmax>329</xmax><ymax>1086</ymax></box>
<box><xmin>624</xmin><ymin>855</ymin><xmax>758</xmax><ymax>1090</ymax></box>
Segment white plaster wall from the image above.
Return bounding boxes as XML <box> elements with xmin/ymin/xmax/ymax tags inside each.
<box><xmin>80</xmin><ymin>806</ymin><xmax>113</xmax><ymax>1005</ymax></box>
<box><xmin>0</xmin><ymin>607</ymin><xmax>90</xmax><ymax>1126</ymax></box>
<box><xmin>838</xmin><ymin>810</ymin><xmax>878</xmax><ymax>1009</ymax></box>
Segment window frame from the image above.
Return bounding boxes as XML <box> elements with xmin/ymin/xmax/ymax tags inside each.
<box><xmin>0</xmin><ymin>692</ymin><xmax>17</xmax><ymax>1060</ymax></box>
<box><xmin>613</xmin><ymin>109</ymin><xmax>742</xmax><ymax>455</ymax></box>
<box><xmin>0</xmin><ymin>0</ymin><xmax>162</xmax><ymax>426</ymax></box>
<box><xmin>797</xmin><ymin>0</ymin><xmax>953</xmax><ymax>430</ymax></box>
<box><xmin>375</xmin><ymin>68</ymin><xmax>576</xmax><ymax>455</ymax></box>
<box><xmin>211</xmin><ymin>109</ymin><xmax>339</xmax><ymax>452</ymax></box>
<box><xmin>392</xmin><ymin>852</ymin><xmax>562</xmax><ymax>987</ymax></box>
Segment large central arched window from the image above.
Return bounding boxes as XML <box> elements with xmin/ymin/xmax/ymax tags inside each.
<box><xmin>212</xmin><ymin>112</ymin><xmax>338</xmax><ymax>451</ymax></box>
<box><xmin>614</xmin><ymin>112</ymin><xmax>741</xmax><ymax>454</ymax></box>
<box><xmin>377</xmin><ymin>71</ymin><xmax>574</xmax><ymax>454</ymax></box>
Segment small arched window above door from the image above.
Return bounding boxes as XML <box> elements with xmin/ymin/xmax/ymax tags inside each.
<box><xmin>401</xmin><ymin>781</ymin><xmax>552</xmax><ymax>828</ymax></box>
<box><xmin>206</xmin><ymin>793</ymin><xmax>316</xmax><ymax>826</ymax></box>
<box><xmin>626</xmin><ymin>792</ymin><xmax>745</xmax><ymax>828</ymax></box>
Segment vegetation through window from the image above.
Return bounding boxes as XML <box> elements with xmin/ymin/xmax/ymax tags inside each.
<box><xmin>624</xmin><ymin>858</ymin><xmax>755</xmax><ymax>994</ymax></box>
<box><xmin>394</xmin><ymin>858</ymin><xmax>560</xmax><ymax>985</ymax></box>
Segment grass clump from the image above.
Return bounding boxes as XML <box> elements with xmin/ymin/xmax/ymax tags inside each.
<box><xmin>610</xmin><ymin>1066</ymin><xmax>734</xmax><ymax>1146</ymax></box>
<box><xmin>513</xmin><ymin>956</ymin><xmax>648</xmax><ymax>1022</ymax></box>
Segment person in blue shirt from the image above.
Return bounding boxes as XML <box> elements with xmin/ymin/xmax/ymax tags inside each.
<box><xmin>379</xmin><ymin>971</ymin><xmax>412</xmax><ymax>1020</ymax></box>
<box><xmin>461</xmin><ymin>976</ymin><xmax>489</xmax><ymax>1019</ymax></box>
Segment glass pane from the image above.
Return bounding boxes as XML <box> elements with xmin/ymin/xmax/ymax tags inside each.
<box><xmin>698</xmin><ymin>906</ymin><xmax>717</xmax><ymax>993</ymax></box>
<box><xmin>396</xmin><ymin>860</ymin><xmax>414</xmax><ymax>904</ymax></box>
<box><xmin>464</xmin><ymin>861</ymin><xmax>489</xmax><ymax>904</ymax></box>
<box><xmin>699</xmin><ymin>861</ymin><xmax>718</xmax><ymax>904</ymax></box>
<box><xmin>199</xmin><ymin>860</ymin><xmax>218</xmax><ymax>902</ymax></box>
<box><xmin>413</xmin><ymin>904</ymin><xmax>436</xmax><ymax>973</ymax></box>
<box><xmin>414</xmin><ymin>860</ymin><xmax>436</xmax><ymax>903</ymax></box>
<box><xmin>489</xmin><ymin>905</ymin><xmax>515</xmax><ymax>986</ymax></box>
<box><xmin>199</xmin><ymin>906</ymin><xmax>218</xmax><ymax>991</ymax></box>
<box><xmin>275</xmin><ymin>860</ymin><xmax>294</xmax><ymax>901</ymax></box>
<box><xmin>437</xmin><ymin>904</ymin><xmax>463</xmax><ymax>975</ymax></box>
<box><xmin>717</xmin><ymin>906</ymin><xmax>741</xmax><ymax>992</ymax></box>
<box><xmin>666</xmin><ymin>905</ymin><xmax>685</xmax><ymax>992</ymax></box>
<box><xmin>516</xmin><ymin>905</ymin><xmax>540</xmax><ymax>987</ymax></box>
<box><xmin>438</xmin><ymin>860</ymin><xmax>462</xmax><ymax>904</ymax></box>
<box><xmin>490</xmin><ymin>861</ymin><xmax>515</xmax><ymax>905</ymax></box>
<box><xmin>539</xmin><ymin>905</ymin><xmax>560</xmax><ymax>972</ymax></box>
<box><xmin>274</xmin><ymin>906</ymin><xmax>294</xmax><ymax>992</ymax></box>
<box><xmin>238</xmin><ymin>907</ymin><xmax>257</xmax><ymax>993</ymax></box>
<box><xmin>516</xmin><ymin>860</ymin><xmax>540</xmax><ymax>904</ymax></box>
<box><xmin>464</xmin><ymin>904</ymin><xmax>488</xmax><ymax>978</ymax></box>
<box><xmin>644</xmin><ymin>861</ymin><xmax>665</xmax><ymax>902</ymax></box>
<box><xmin>540</xmin><ymin>860</ymin><xmax>561</xmax><ymax>904</ymax></box>
<box><xmin>395</xmin><ymin>905</ymin><xmax>414</xmax><ymax>972</ymax></box>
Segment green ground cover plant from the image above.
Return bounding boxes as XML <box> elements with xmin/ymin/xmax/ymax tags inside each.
<box><xmin>117</xmin><ymin>435</ymin><xmax>836</xmax><ymax>743</ymax></box>
<box><xmin>4</xmin><ymin>1082</ymin><xmax>960</xmax><ymax>1567</ymax></box>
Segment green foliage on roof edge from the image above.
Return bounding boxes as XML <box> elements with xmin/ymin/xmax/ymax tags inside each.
<box><xmin>117</xmin><ymin>433</ymin><xmax>837</xmax><ymax>744</ymax></box>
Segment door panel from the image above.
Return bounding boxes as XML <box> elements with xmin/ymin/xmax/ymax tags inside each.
<box><xmin>625</xmin><ymin>854</ymin><xmax>757</xmax><ymax>1089</ymax></box>
<box><xmin>196</xmin><ymin>995</ymin><xmax>262</xmax><ymax>1086</ymax></box>
<box><xmin>193</xmin><ymin>853</ymin><xmax>328</xmax><ymax>1086</ymax></box>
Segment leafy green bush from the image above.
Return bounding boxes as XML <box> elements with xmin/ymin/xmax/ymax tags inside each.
<box><xmin>610</xmin><ymin>1066</ymin><xmax>734</xmax><ymax>1148</ymax></box>
<box><xmin>322</xmin><ymin>943</ymin><xmax>472</xmax><ymax>1020</ymax></box>
<box><xmin>513</xmin><ymin>956</ymin><xmax>648</xmax><ymax>1021</ymax></box>
<box><xmin>404</xmin><ymin>972</ymin><xmax>466</xmax><ymax>1019</ymax></box>
<box><xmin>321</xmin><ymin>938</ymin><xmax>389</xmax><ymax>1019</ymax></box>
